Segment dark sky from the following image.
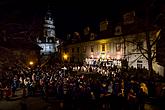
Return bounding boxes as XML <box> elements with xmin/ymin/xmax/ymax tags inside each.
<box><xmin>0</xmin><ymin>0</ymin><xmax>144</xmax><ymax>38</ymax></box>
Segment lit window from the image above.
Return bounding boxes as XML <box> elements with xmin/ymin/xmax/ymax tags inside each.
<box><xmin>47</xmin><ymin>30</ymin><xmax>51</xmax><ymax>36</ymax></box>
<box><xmin>123</xmin><ymin>11</ymin><xmax>135</xmax><ymax>24</ymax></box>
<box><xmin>100</xmin><ymin>20</ymin><xmax>108</xmax><ymax>32</ymax></box>
<box><xmin>49</xmin><ymin>39</ymin><xmax>52</xmax><ymax>42</ymax></box>
<box><xmin>102</xmin><ymin>44</ymin><xmax>105</xmax><ymax>51</ymax></box>
<box><xmin>137</xmin><ymin>42</ymin><xmax>143</xmax><ymax>50</ymax></box>
<box><xmin>116</xmin><ymin>43</ymin><xmax>121</xmax><ymax>52</ymax></box>
<box><xmin>137</xmin><ymin>64</ymin><xmax>142</xmax><ymax>68</ymax></box>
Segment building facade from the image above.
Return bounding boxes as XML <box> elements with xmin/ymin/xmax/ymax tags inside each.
<box><xmin>61</xmin><ymin>10</ymin><xmax>164</xmax><ymax>76</ymax></box>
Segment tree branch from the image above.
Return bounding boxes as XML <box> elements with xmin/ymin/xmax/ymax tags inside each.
<box><xmin>151</xmin><ymin>29</ymin><xmax>161</xmax><ymax>47</ymax></box>
<box><xmin>151</xmin><ymin>51</ymin><xmax>156</xmax><ymax>60</ymax></box>
<box><xmin>139</xmin><ymin>46</ymin><xmax>149</xmax><ymax>60</ymax></box>
<box><xmin>126</xmin><ymin>40</ymin><xmax>148</xmax><ymax>53</ymax></box>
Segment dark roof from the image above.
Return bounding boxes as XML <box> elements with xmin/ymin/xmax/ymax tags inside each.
<box><xmin>63</xmin><ymin>21</ymin><xmax>158</xmax><ymax>46</ymax></box>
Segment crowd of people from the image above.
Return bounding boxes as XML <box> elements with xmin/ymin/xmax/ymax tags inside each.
<box><xmin>0</xmin><ymin>62</ymin><xmax>165</xmax><ymax>110</ymax></box>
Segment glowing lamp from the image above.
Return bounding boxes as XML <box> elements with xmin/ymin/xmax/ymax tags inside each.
<box><xmin>107</xmin><ymin>55</ymin><xmax>110</xmax><ymax>59</ymax></box>
<box><xmin>29</xmin><ymin>61</ymin><xmax>34</xmax><ymax>65</ymax></box>
<box><xmin>63</xmin><ymin>54</ymin><xmax>68</xmax><ymax>60</ymax></box>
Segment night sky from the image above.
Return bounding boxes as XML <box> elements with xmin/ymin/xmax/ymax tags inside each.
<box><xmin>0</xmin><ymin>0</ymin><xmax>145</xmax><ymax>39</ymax></box>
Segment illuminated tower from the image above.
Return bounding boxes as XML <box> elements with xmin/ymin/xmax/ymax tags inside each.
<box><xmin>37</xmin><ymin>10</ymin><xmax>60</xmax><ymax>55</ymax></box>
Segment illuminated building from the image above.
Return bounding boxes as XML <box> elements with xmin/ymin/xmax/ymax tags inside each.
<box><xmin>37</xmin><ymin>10</ymin><xmax>60</xmax><ymax>55</ymax></box>
<box><xmin>61</xmin><ymin>10</ymin><xmax>164</xmax><ymax>76</ymax></box>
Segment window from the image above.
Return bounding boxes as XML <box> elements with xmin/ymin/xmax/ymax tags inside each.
<box><xmin>47</xmin><ymin>30</ymin><xmax>51</xmax><ymax>36</ymax></box>
<box><xmin>115</xmin><ymin>26</ymin><xmax>122</xmax><ymax>35</ymax></box>
<box><xmin>51</xmin><ymin>30</ymin><xmax>55</xmax><ymax>36</ymax></box>
<box><xmin>116</xmin><ymin>43</ymin><xmax>121</xmax><ymax>52</ymax></box>
<box><xmin>72</xmin><ymin>48</ymin><xmax>74</xmax><ymax>53</ymax></box>
<box><xmin>90</xmin><ymin>33</ymin><xmax>95</xmax><ymax>40</ymax></box>
<box><xmin>77</xmin><ymin>47</ymin><xmax>80</xmax><ymax>53</ymax></box>
<box><xmin>49</xmin><ymin>39</ymin><xmax>52</xmax><ymax>42</ymax></box>
<box><xmin>91</xmin><ymin>46</ymin><xmax>94</xmax><ymax>52</ymax></box>
<box><xmin>137</xmin><ymin>42</ymin><xmax>143</xmax><ymax>50</ymax></box>
<box><xmin>83</xmin><ymin>46</ymin><xmax>86</xmax><ymax>53</ymax></box>
<box><xmin>102</xmin><ymin>44</ymin><xmax>105</xmax><ymax>51</ymax></box>
<box><xmin>44</xmin><ymin>30</ymin><xmax>47</xmax><ymax>36</ymax></box>
<box><xmin>137</xmin><ymin>60</ymin><xmax>142</xmax><ymax>68</ymax></box>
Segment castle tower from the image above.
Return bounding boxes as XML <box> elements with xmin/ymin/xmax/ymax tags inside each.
<box><xmin>37</xmin><ymin>10</ymin><xmax>60</xmax><ymax>55</ymax></box>
<box><xmin>44</xmin><ymin>10</ymin><xmax>55</xmax><ymax>38</ymax></box>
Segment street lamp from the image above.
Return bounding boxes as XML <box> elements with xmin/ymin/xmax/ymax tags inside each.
<box><xmin>29</xmin><ymin>61</ymin><xmax>34</xmax><ymax>73</ymax></box>
<box><xmin>29</xmin><ymin>61</ymin><xmax>34</xmax><ymax>66</ymax></box>
<box><xmin>63</xmin><ymin>54</ymin><xmax>68</xmax><ymax>60</ymax></box>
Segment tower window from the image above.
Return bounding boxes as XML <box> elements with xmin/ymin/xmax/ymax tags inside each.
<box><xmin>116</xmin><ymin>43</ymin><xmax>121</xmax><ymax>52</ymax></box>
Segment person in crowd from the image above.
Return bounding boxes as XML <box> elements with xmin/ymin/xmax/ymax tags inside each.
<box><xmin>127</xmin><ymin>88</ymin><xmax>137</xmax><ymax>110</ymax></box>
<box><xmin>11</xmin><ymin>77</ymin><xmax>17</xmax><ymax>97</ymax></box>
<box><xmin>1</xmin><ymin>60</ymin><xmax>164</xmax><ymax>110</ymax></box>
<box><xmin>0</xmin><ymin>82</ymin><xmax>4</xmax><ymax>99</ymax></box>
<box><xmin>138</xmin><ymin>82</ymin><xmax>148</xmax><ymax>110</ymax></box>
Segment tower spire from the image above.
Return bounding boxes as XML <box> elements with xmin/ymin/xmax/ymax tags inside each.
<box><xmin>37</xmin><ymin>4</ymin><xmax>60</xmax><ymax>55</ymax></box>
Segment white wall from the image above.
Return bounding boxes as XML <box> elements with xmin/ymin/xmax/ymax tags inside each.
<box><xmin>153</xmin><ymin>62</ymin><xmax>165</xmax><ymax>76</ymax></box>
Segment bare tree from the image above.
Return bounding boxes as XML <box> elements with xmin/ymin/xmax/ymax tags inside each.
<box><xmin>122</xmin><ymin>0</ymin><xmax>162</xmax><ymax>77</ymax></box>
<box><xmin>124</xmin><ymin>29</ymin><xmax>160</xmax><ymax>76</ymax></box>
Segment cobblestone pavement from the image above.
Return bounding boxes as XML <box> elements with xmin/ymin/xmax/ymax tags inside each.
<box><xmin>0</xmin><ymin>88</ymin><xmax>161</xmax><ymax>110</ymax></box>
<box><xmin>0</xmin><ymin>89</ymin><xmax>21</xmax><ymax>110</ymax></box>
<box><xmin>0</xmin><ymin>100</ymin><xmax>21</xmax><ymax>110</ymax></box>
<box><xmin>0</xmin><ymin>98</ymin><xmax>161</xmax><ymax>110</ymax></box>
